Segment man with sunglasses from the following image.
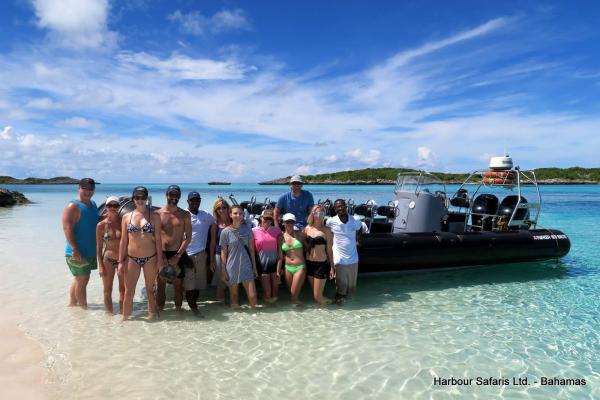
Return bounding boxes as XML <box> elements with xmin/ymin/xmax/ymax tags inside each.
<box><xmin>184</xmin><ymin>191</ymin><xmax>214</xmax><ymax>314</ymax></box>
<box><xmin>156</xmin><ymin>185</ymin><xmax>192</xmax><ymax>311</ymax></box>
<box><xmin>62</xmin><ymin>177</ymin><xmax>99</xmax><ymax>309</ymax></box>
<box><xmin>273</xmin><ymin>175</ymin><xmax>314</xmax><ymax>230</ymax></box>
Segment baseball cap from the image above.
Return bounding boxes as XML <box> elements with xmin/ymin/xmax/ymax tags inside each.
<box><xmin>106</xmin><ymin>196</ymin><xmax>119</xmax><ymax>205</ymax></box>
<box><xmin>188</xmin><ymin>191</ymin><xmax>201</xmax><ymax>200</ymax></box>
<box><xmin>132</xmin><ymin>186</ymin><xmax>148</xmax><ymax>197</ymax></box>
<box><xmin>282</xmin><ymin>212</ymin><xmax>296</xmax><ymax>222</ymax></box>
<box><xmin>79</xmin><ymin>177</ymin><xmax>96</xmax><ymax>189</ymax></box>
<box><xmin>289</xmin><ymin>175</ymin><xmax>303</xmax><ymax>184</ymax></box>
<box><xmin>166</xmin><ymin>185</ymin><xmax>181</xmax><ymax>196</ymax></box>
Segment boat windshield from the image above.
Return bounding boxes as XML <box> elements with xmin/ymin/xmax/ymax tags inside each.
<box><xmin>395</xmin><ymin>172</ymin><xmax>446</xmax><ymax>195</ymax></box>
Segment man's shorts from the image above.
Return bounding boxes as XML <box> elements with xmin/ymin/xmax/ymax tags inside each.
<box><xmin>66</xmin><ymin>256</ymin><xmax>98</xmax><ymax>276</ymax></box>
<box><xmin>163</xmin><ymin>250</ymin><xmax>193</xmax><ymax>280</ymax></box>
<box><xmin>335</xmin><ymin>262</ymin><xmax>358</xmax><ymax>296</ymax></box>
<box><xmin>184</xmin><ymin>251</ymin><xmax>208</xmax><ymax>291</ymax></box>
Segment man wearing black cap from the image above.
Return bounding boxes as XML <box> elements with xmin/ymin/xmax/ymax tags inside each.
<box><xmin>62</xmin><ymin>177</ymin><xmax>99</xmax><ymax>309</ymax></box>
<box><xmin>184</xmin><ymin>191</ymin><xmax>214</xmax><ymax>313</ymax></box>
<box><xmin>156</xmin><ymin>185</ymin><xmax>192</xmax><ymax>311</ymax></box>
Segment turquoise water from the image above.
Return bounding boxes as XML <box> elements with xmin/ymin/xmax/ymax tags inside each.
<box><xmin>0</xmin><ymin>184</ymin><xmax>598</xmax><ymax>399</ymax></box>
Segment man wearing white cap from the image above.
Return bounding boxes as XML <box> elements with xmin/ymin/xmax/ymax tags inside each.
<box><xmin>273</xmin><ymin>175</ymin><xmax>314</xmax><ymax>230</ymax></box>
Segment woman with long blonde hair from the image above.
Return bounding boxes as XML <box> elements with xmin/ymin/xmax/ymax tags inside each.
<box><xmin>209</xmin><ymin>198</ymin><xmax>232</xmax><ymax>303</ymax></box>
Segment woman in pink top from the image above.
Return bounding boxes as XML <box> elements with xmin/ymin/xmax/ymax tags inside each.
<box><xmin>252</xmin><ymin>209</ymin><xmax>283</xmax><ymax>304</ymax></box>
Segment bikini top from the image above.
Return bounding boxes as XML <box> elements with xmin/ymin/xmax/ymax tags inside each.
<box><xmin>127</xmin><ymin>211</ymin><xmax>154</xmax><ymax>234</ymax></box>
<box><xmin>103</xmin><ymin>222</ymin><xmax>121</xmax><ymax>240</ymax></box>
<box><xmin>282</xmin><ymin>237</ymin><xmax>303</xmax><ymax>252</ymax></box>
<box><xmin>306</xmin><ymin>235</ymin><xmax>326</xmax><ymax>250</ymax></box>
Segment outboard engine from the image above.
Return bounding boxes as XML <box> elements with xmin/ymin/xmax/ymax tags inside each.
<box><xmin>471</xmin><ymin>194</ymin><xmax>499</xmax><ymax>231</ymax></box>
<box><xmin>497</xmin><ymin>195</ymin><xmax>529</xmax><ymax>229</ymax></box>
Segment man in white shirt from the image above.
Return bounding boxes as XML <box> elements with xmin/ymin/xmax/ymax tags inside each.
<box><xmin>185</xmin><ymin>191</ymin><xmax>214</xmax><ymax>314</ymax></box>
<box><xmin>326</xmin><ymin>199</ymin><xmax>362</xmax><ymax>303</ymax></box>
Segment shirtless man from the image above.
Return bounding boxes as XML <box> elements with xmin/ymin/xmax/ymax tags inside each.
<box><xmin>156</xmin><ymin>185</ymin><xmax>192</xmax><ymax>311</ymax></box>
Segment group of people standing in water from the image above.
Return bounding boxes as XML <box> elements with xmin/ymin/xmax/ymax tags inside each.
<box><xmin>62</xmin><ymin>175</ymin><xmax>362</xmax><ymax>320</ymax></box>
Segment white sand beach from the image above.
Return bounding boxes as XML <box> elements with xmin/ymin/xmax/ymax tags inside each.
<box><xmin>0</xmin><ymin>314</ymin><xmax>48</xmax><ymax>400</ymax></box>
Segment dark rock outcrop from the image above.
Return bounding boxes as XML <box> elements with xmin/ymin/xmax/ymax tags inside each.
<box><xmin>0</xmin><ymin>188</ymin><xmax>32</xmax><ymax>206</ymax></box>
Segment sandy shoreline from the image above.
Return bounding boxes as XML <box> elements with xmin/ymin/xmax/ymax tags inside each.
<box><xmin>0</xmin><ymin>313</ymin><xmax>49</xmax><ymax>399</ymax></box>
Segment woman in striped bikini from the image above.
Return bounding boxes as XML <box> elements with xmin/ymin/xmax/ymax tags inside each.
<box><xmin>118</xmin><ymin>186</ymin><xmax>166</xmax><ymax>320</ymax></box>
<box><xmin>96</xmin><ymin>196</ymin><xmax>124</xmax><ymax>314</ymax></box>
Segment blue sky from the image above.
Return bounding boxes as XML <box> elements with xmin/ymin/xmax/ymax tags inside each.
<box><xmin>1</xmin><ymin>1</ymin><xmax>599</xmax><ymax>182</ymax></box>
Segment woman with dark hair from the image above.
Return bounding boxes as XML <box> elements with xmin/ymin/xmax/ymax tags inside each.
<box><xmin>304</xmin><ymin>204</ymin><xmax>335</xmax><ymax>305</ymax></box>
<box><xmin>220</xmin><ymin>205</ymin><xmax>258</xmax><ymax>309</ymax></box>
<box><xmin>209</xmin><ymin>198</ymin><xmax>232</xmax><ymax>303</ymax></box>
<box><xmin>252</xmin><ymin>209</ymin><xmax>283</xmax><ymax>304</ymax></box>
<box><xmin>96</xmin><ymin>196</ymin><xmax>124</xmax><ymax>313</ymax></box>
<box><xmin>118</xmin><ymin>187</ymin><xmax>165</xmax><ymax>320</ymax></box>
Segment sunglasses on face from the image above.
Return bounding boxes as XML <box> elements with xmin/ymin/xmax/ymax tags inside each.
<box><xmin>218</xmin><ymin>206</ymin><xmax>228</xmax><ymax>210</ymax></box>
<box><xmin>106</xmin><ymin>203</ymin><xmax>119</xmax><ymax>209</ymax></box>
<box><xmin>312</xmin><ymin>211</ymin><xmax>326</xmax><ymax>217</ymax></box>
<box><xmin>133</xmin><ymin>196</ymin><xmax>148</xmax><ymax>201</ymax></box>
<box><xmin>263</xmin><ymin>217</ymin><xmax>273</xmax><ymax>221</ymax></box>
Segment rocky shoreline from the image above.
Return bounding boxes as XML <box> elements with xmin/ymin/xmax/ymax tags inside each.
<box><xmin>0</xmin><ymin>189</ymin><xmax>32</xmax><ymax>207</ymax></box>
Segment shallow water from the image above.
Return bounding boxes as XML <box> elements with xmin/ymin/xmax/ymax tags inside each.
<box><xmin>0</xmin><ymin>184</ymin><xmax>598</xmax><ymax>399</ymax></box>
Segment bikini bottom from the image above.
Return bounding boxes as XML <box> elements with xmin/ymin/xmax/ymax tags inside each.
<box><xmin>130</xmin><ymin>253</ymin><xmax>157</xmax><ymax>268</ymax></box>
<box><xmin>103</xmin><ymin>256</ymin><xmax>119</xmax><ymax>268</ymax></box>
<box><xmin>285</xmin><ymin>264</ymin><xmax>305</xmax><ymax>274</ymax></box>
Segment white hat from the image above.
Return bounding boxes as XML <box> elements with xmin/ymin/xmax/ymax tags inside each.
<box><xmin>289</xmin><ymin>175</ymin><xmax>303</xmax><ymax>183</ymax></box>
<box><xmin>106</xmin><ymin>196</ymin><xmax>119</xmax><ymax>205</ymax></box>
<box><xmin>282</xmin><ymin>213</ymin><xmax>296</xmax><ymax>222</ymax></box>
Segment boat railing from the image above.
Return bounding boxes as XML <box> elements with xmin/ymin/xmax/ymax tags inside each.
<box><xmin>451</xmin><ymin>168</ymin><xmax>542</xmax><ymax>231</ymax></box>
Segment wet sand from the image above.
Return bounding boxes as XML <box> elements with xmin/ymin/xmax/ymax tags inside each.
<box><xmin>0</xmin><ymin>313</ymin><xmax>48</xmax><ymax>400</ymax></box>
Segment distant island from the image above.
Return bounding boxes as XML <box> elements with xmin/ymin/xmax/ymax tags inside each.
<box><xmin>208</xmin><ymin>181</ymin><xmax>231</xmax><ymax>185</ymax></box>
<box><xmin>259</xmin><ymin>167</ymin><xmax>600</xmax><ymax>185</ymax></box>
<box><xmin>0</xmin><ymin>176</ymin><xmax>82</xmax><ymax>184</ymax></box>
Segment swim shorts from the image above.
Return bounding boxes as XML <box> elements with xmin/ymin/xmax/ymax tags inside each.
<box><xmin>307</xmin><ymin>260</ymin><xmax>330</xmax><ymax>279</ymax></box>
<box><xmin>66</xmin><ymin>256</ymin><xmax>98</xmax><ymax>276</ymax></box>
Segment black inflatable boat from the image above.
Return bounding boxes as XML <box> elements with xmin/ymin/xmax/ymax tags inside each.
<box><xmin>99</xmin><ymin>156</ymin><xmax>570</xmax><ymax>273</ymax></box>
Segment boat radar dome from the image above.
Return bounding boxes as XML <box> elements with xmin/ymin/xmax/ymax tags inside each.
<box><xmin>489</xmin><ymin>155</ymin><xmax>513</xmax><ymax>171</ymax></box>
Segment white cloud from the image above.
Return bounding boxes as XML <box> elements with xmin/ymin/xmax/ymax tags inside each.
<box><xmin>58</xmin><ymin>117</ymin><xmax>101</xmax><ymax>129</ymax></box>
<box><xmin>168</xmin><ymin>8</ymin><xmax>250</xmax><ymax>36</ymax></box>
<box><xmin>117</xmin><ymin>52</ymin><xmax>251</xmax><ymax>80</ymax></box>
<box><xmin>346</xmin><ymin>148</ymin><xmax>381</xmax><ymax>165</ymax></box>
<box><xmin>31</xmin><ymin>0</ymin><xmax>116</xmax><ymax>49</ymax></box>
<box><xmin>211</xmin><ymin>9</ymin><xmax>251</xmax><ymax>33</ymax></box>
<box><xmin>1</xmin><ymin>126</ymin><xmax>14</xmax><ymax>140</ymax></box>
<box><xmin>224</xmin><ymin>160</ymin><xmax>246</xmax><ymax>177</ymax></box>
<box><xmin>26</xmin><ymin>97</ymin><xmax>58</xmax><ymax>109</ymax></box>
<box><xmin>294</xmin><ymin>165</ymin><xmax>311</xmax><ymax>175</ymax></box>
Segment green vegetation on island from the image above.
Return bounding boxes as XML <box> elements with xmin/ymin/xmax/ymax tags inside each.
<box><xmin>0</xmin><ymin>176</ymin><xmax>81</xmax><ymax>184</ymax></box>
<box><xmin>259</xmin><ymin>167</ymin><xmax>600</xmax><ymax>185</ymax></box>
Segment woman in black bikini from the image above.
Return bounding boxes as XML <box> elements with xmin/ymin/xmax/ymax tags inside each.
<box><xmin>303</xmin><ymin>205</ymin><xmax>335</xmax><ymax>305</ymax></box>
<box><xmin>118</xmin><ymin>187</ymin><xmax>165</xmax><ymax>320</ymax></box>
<box><xmin>96</xmin><ymin>196</ymin><xmax>124</xmax><ymax>314</ymax></box>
